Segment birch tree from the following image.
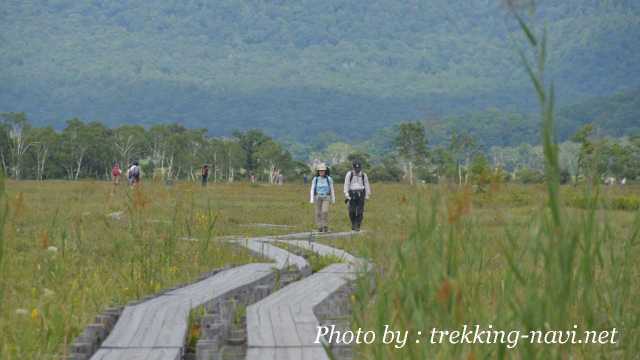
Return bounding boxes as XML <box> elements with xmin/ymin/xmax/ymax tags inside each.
<box><xmin>394</xmin><ymin>122</ymin><xmax>428</xmax><ymax>185</ymax></box>
<box><xmin>1</xmin><ymin>113</ymin><xmax>33</xmax><ymax>180</ymax></box>
<box><xmin>114</xmin><ymin>125</ymin><xmax>146</xmax><ymax>168</ymax></box>
<box><xmin>30</xmin><ymin>127</ymin><xmax>57</xmax><ymax>181</ymax></box>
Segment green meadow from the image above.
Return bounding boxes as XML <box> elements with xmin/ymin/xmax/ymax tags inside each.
<box><xmin>0</xmin><ymin>180</ymin><xmax>638</xmax><ymax>358</ymax></box>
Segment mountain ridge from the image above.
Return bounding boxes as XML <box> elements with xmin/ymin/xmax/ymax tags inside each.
<box><xmin>1</xmin><ymin>0</ymin><xmax>639</xmax><ymax>144</ymax></box>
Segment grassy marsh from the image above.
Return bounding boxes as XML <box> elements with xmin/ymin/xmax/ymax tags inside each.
<box><xmin>0</xmin><ymin>180</ymin><xmax>638</xmax><ymax>359</ymax></box>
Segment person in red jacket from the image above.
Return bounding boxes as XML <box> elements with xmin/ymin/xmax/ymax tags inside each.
<box><xmin>112</xmin><ymin>162</ymin><xmax>122</xmax><ymax>185</ymax></box>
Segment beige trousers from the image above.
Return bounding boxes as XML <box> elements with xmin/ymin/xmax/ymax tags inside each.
<box><xmin>314</xmin><ymin>195</ymin><xmax>331</xmax><ymax>227</ymax></box>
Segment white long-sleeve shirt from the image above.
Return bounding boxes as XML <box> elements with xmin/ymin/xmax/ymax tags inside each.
<box><xmin>310</xmin><ymin>176</ymin><xmax>336</xmax><ymax>203</ymax></box>
<box><xmin>343</xmin><ymin>170</ymin><xmax>371</xmax><ymax>199</ymax></box>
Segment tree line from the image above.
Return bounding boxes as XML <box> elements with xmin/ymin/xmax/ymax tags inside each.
<box><xmin>0</xmin><ymin>112</ymin><xmax>305</xmax><ymax>183</ymax></box>
<box><xmin>2</xmin><ymin>112</ymin><xmax>638</xmax><ymax>185</ymax></box>
<box><xmin>316</xmin><ymin>122</ymin><xmax>640</xmax><ymax>186</ymax></box>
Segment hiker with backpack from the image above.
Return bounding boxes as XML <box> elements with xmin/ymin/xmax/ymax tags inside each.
<box><xmin>128</xmin><ymin>161</ymin><xmax>141</xmax><ymax>186</ymax></box>
<box><xmin>344</xmin><ymin>160</ymin><xmax>371</xmax><ymax>231</ymax></box>
<box><xmin>201</xmin><ymin>164</ymin><xmax>209</xmax><ymax>187</ymax></box>
<box><xmin>309</xmin><ymin>163</ymin><xmax>335</xmax><ymax>233</ymax></box>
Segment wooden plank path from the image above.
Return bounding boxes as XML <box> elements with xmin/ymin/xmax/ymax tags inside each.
<box><xmin>269</xmin><ymin>231</ymin><xmax>361</xmax><ymax>241</ymax></box>
<box><xmin>245</xmin><ymin>232</ymin><xmax>368</xmax><ymax>360</ymax></box>
<box><xmin>230</xmin><ymin>238</ymin><xmax>311</xmax><ymax>276</ymax></box>
<box><xmin>245</xmin><ymin>263</ymin><xmax>356</xmax><ymax>360</ymax></box>
<box><xmin>91</xmin><ymin>240</ymin><xmax>308</xmax><ymax>360</ymax></box>
<box><xmin>88</xmin><ymin>231</ymin><xmax>366</xmax><ymax>360</ymax></box>
<box><xmin>279</xmin><ymin>239</ymin><xmax>370</xmax><ymax>272</ymax></box>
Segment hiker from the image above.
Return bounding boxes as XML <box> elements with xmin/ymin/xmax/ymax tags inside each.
<box><xmin>303</xmin><ymin>173</ymin><xmax>308</xmax><ymax>184</ymax></box>
<box><xmin>201</xmin><ymin>164</ymin><xmax>209</xmax><ymax>187</ymax></box>
<box><xmin>343</xmin><ymin>159</ymin><xmax>371</xmax><ymax>231</ymax></box>
<box><xmin>309</xmin><ymin>163</ymin><xmax>335</xmax><ymax>233</ymax></box>
<box><xmin>111</xmin><ymin>162</ymin><xmax>122</xmax><ymax>185</ymax></box>
<box><xmin>128</xmin><ymin>161</ymin><xmax>141</xmax><ymax>186</ymax></box>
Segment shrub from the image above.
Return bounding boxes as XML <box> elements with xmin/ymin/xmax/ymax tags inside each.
<box><xmin>609</xmin><ymin>196</ymin><xmax>640</xmax><ymax>211</ymax></box>
<box><xmin>369</xmin><ymin>163</ymin><xmax>402</xmax><ymax>182</ymax></box>
<box><xmin>517</xmin><ymin>168</ymin><xmax>545</xmax><ymax>184</ymax></box>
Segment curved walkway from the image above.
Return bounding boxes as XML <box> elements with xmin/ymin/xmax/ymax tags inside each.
<box><xmin>90</xmin><ymin>240</ymin><xmax>307</xmax><ymax>360</ymax></box>
<box><xmin>245</xmin><ymin>233</ymin><xmax>369</xmax><ymax>359</ymax></box>
<box><xmin>86</xmin><ymin>231</ymin><xmax>365</xmax><ymax>360</ymax></box>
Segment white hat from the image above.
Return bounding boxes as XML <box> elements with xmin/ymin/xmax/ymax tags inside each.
<box><xmin>316</xmin><ymin>163</ymin><xmax>327</xmax><ymax>171</ymax></box>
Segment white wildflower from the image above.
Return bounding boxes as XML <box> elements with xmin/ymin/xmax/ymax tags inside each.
<box><xmin>109</xmin><ymin>211</ymin><xmax>124</xmax><ymax>220</ymax></box>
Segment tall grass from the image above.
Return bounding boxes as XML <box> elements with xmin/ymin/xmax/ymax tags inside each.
<box><xmin>347</xmin><ymin>7</ymin><xmax>640</xmax><ymax>360</ymax></box>
<box><xmin>0</xmin><ymin>178</ymin><xmax>637</xmax><ymax>358</ymax></box>
<box><xmin>0</xmin><ymin>181</ymin><xmax>286</xmax><ymax>359</ymax></box>
<box><xmin>0</xmin><ymin>173</ymin><xmax>8</xmax><ymax>316</ymax></box>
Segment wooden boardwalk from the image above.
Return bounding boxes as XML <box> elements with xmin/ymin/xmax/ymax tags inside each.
<box><xmin>231</xmin><ymin>238</ymin><xmax>311</xmax><ymax>275</ymax></box>
<box><xmin>269</xmin><ymin>231</ymin><xmax>361</xmax><ymax>241</ymax></box>
<box><xmin>279</xmin><ymin>240</ymin><xmax>370</xmax><ymax>271</ymax></box>
<box><xmin>245</xmin><ymin>263</ymin><xmax>356</xmax><ymax>360</ymax></box>
<box><xmin>243</xmin><ymin>232</ymin><xmax>367</xmax><ymax>360</ymax></box>
<box><xmin>91</xmin><ymin>240</ymin><xmax>307</xmax><ymax>360</ymax></box>
<box><xmin>88</xmin><ymin>231</ymin><xmax>365</xmax><ymax>360</ymax></box>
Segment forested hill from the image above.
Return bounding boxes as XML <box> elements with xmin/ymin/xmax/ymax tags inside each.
<box><xmin>2</xmin><ymin>0</ymin><xmax>639</xmax><ymax>144</ymax></box>
<box><xmin>418</xmin><ymin>88</ymin><xmax>640</xmax><ymax>149</ymax></box>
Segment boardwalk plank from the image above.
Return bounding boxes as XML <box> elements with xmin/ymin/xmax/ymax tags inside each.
<box><xmin>246</xmin><ymin>346</ymin><xmax>329</xmax><ymax>360</ymax></box>
<box><xmin>269</xmin><ymin>231</ymin><xmax>361</xmax><ymax>241</ymax></box>
<box><xmin>91</xmin><ymin>235</ymin><xmax>362</xmax><ymax>360</ymax></box>
<box><xmin>232</xmin><ymin>238</ymin><xmax>309</xmax><ymax>274</ymax></box>
<box><xmin>91</xmin><ymin>348</ymin><xmax>181</xmax><ymax>360</ymax></box>
<box><xmin>92</xmin><ymin>241</ymin><xmax>305</xmax><ymax>360</ymax></box>
<box><xmin>281</xmin><ymin>240</ymin><xmax>371</xmax><ymax>271</ymax></box>
<box><xmin>246</xmin><ymin>263</ymin><xmax>355</xmax><ymax>359</ymax></box>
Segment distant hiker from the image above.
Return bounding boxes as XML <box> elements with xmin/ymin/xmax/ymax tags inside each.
<box><xmin>344</xmin><ymin>159</ymin><xmax>371</xmax><ymax>231</ymax></box>
<box><xmin>310</xmin><ymin>163</ymin><xmax>335</xmax><ymax>233</ymax></box>
<box><xmin>277</xmin><ymin>173</ymin><xmax>284</xmax><ymax>185</ymax></box>
<box><xmin>604</xmin><ymin>176</ymin><xmax>616</xmax><ymax>186</ymax></box>
<box><xmin>201</xmin><ymin>164</ymin><xmax>209</xmax><ymax>187</ymax></box>
<box><xmin>111</xmin><ymin>163</ymin><xmax>122</xmax><ymax>185</ymax></box>
<box><xmin>303</xmin><ymin>174</ymin><xmax>308</xmax><ymax>184</ymax></box>
<box><xmin>128</xmin><ymin>161</ymin><xmax>141</xmax><ymax>186</ymax></box>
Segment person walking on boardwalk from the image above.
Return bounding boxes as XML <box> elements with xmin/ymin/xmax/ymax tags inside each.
<box><xmin>111</xmin><ymin>162</ymin><xmax>122</xmax><ymax>185</ymax></box>
<box><xmin>201</xmin><ymin>164</ymin><xmax>209</xmax><ymax>187</ymax></box>
<box><xmin>310</xmin><ymin>163</ymin><xmax>335</xmax><ymax>233</ymax></box>
<box><xmin>344</xmin><ymin>159</ymin><xmax>371</xmax><ymax>231</ymax></box>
